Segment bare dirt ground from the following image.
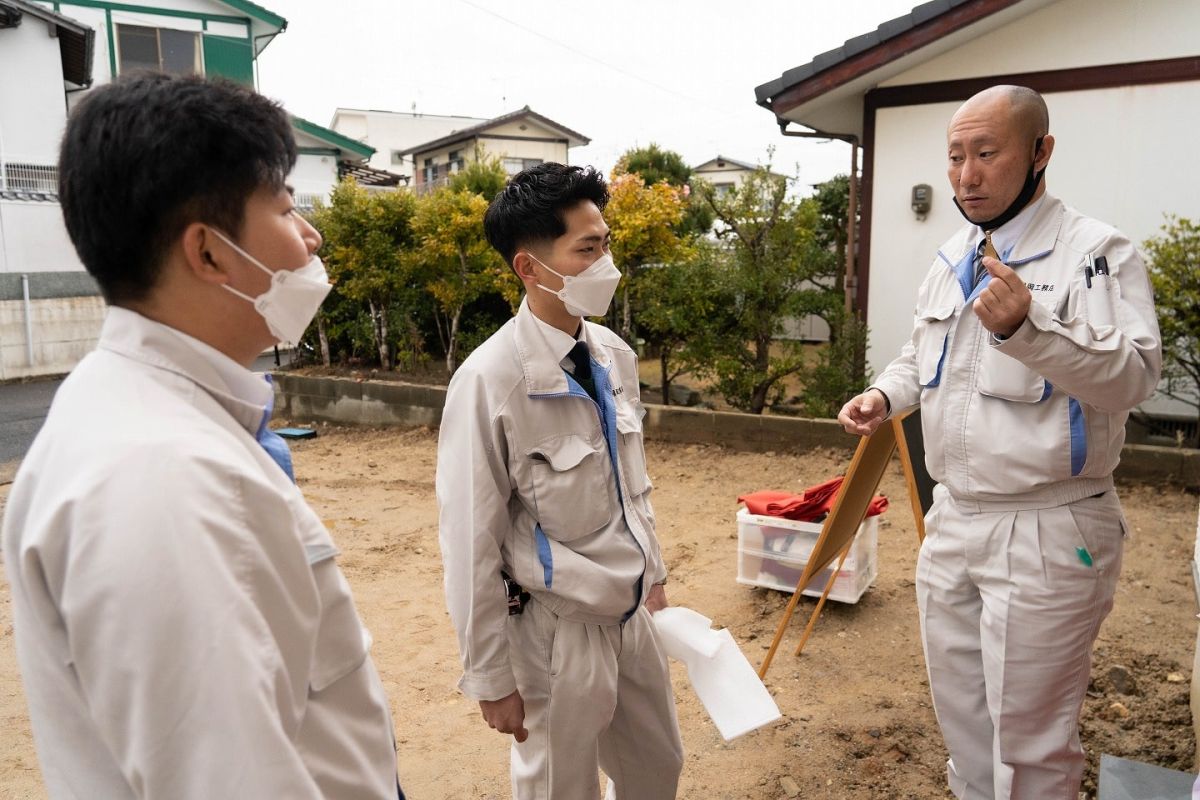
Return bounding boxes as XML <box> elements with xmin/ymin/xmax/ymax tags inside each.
<box><xmin>0</xmin><ymin>425</ymin><xmax>1196</xmax><ymax>799</ymax></box>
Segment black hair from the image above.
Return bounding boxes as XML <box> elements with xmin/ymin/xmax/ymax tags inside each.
<box><xmin>483</xmin><ymin>163</ymin><xmax>609</xmax><ymax>266</ymax></box>
<box><xmin>58</xmin><ymin>73</ymin><xmax>296</xmax><ymax>304</ymax></box>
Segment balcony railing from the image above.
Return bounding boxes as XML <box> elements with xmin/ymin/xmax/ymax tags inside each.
<box><xmin>294</xmin><ymin>192</ymin><xmax>326</xmax><ymax>212</ymax></box>
<box><xmin>0</xmin><ymin>160</ymin><xmax>59</xmax><ymax>195</ymax></box>
<box><xmin>411</xmin><ymin>176</ymin><xmax>452</xmax><ymax>196</ymax></box>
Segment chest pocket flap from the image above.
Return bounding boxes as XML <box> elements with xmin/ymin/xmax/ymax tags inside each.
<box><xmin>915</xmin><ymin>305</ymin><xmax>956</xmax><ymax>387</ymax></box>
<box><xmin>527</xmin><ymin>433</ymin><xmax>612</xmax><ymax>541</ymax></box>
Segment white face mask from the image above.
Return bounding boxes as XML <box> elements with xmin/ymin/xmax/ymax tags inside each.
<box><xmin>212</xmin><ymin>229</ymin><xmax>332</xmax><ymax>344</ymax></box>
<box><xmin>530</xmin><ymin>252</ymin><xmax>622</xmax><ymax>318</ymax></box>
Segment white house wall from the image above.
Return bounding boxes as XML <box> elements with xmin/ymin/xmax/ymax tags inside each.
<box><xmin>331</xmin><ymin>110</ymin><xmax>489</xmax><ymax>177</ymax></box>
<box><xmin>0</xmin><ymin>16</ymin><xmax>68</xmax><ymax>161</ymax></box>
<box><xmin>476</xmin><ymin>137</ymin><xmax>567</xmax><ymax>165</ymax></box>
<box><xmin>866</xmin><ymin>81</ymin><xmax>1200</xmax><ymax>417</ymax></box>
<box><xmin>880</xmin><ymin>0</ymin><xmax>1200</xmax><ymax>87</ymax></box>
<box><xmin>693</xmin><ymin>166</ymin><xmax>755</xmax><ymax>191</ymax></box>
<box><xmin>290</xmin><ymin>153</ymin><xmax>339</xmax><ymax>206</ymax></box>
<box><xmin>0</xmin><ymin>202</ymin><xmax>80</xmax><ymax>274</ymax></box>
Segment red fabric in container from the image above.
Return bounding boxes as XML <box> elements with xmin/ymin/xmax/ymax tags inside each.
<box><xmin>737</xmin><ymin>476</ymin><xmax>889</xmax><ymax>522</ymax></box>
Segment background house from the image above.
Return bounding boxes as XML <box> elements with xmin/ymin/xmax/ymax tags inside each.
<box><xmin>330</xmin><ymin>108</ymin><xmax>489</xmax><ymax>179</ymax></box>
<box><xmin>692</xmin><ymin>155</ymin><xmax>761</xmax><ymax>198</ymax></box>
<box><xmin>755</xmin><ymin>0</ymin><xmax>1200</xmax><ymax>432</ymax></box>
<box><xmin>398</xmin><ymin>106</ymin><xmax>589</xmax><ymax>193</ymax></box>
<box><xmin>0</xmin><ymin>0</ymin><xmax>364</xmax><ymax>379</ymax></box>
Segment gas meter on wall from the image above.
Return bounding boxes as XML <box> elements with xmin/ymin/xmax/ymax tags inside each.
<box><xmin>912</xmin><ymin>184</ymin><xmax>932</xmax><ymax>219</ymax></box>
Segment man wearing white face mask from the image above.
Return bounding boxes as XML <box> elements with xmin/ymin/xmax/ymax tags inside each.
<box><xmin>436</xmin><ymin>163</ymin><xmax>684</xmax><ymax>799</ymax></box>
<box><xmin>3</xmin><ymin>75</ymin><xmax>405</xmax><ymax>799</ymax></box>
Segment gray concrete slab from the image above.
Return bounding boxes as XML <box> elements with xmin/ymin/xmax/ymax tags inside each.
<box><xmin>1098</xmin><ymin>754</ymin><xmax>1196</xmax><ymax>800</ymax></box>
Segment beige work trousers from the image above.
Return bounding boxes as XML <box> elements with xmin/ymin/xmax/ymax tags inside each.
<box><xmin>917</xmin><ymin>486</ymin><xmax>1125</xmax><ymax>800</ymax></box>
<box><xmin>506</xmin><ymin>597</ymin><xmax>683</xmax><ymax>800</ymax></box>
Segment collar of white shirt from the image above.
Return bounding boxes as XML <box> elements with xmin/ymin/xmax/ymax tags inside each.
<box><xmin>974</xmin><ymin>193</ymin><xmax>1047</xmax><ymax>260</ymax></box>
<box><xmin>98</xmin><ymin>307</ymin><xmax>273</xmax><ymax>434</ymax></box>
<box><xmin>521</xmin><ymin>296</ymin><xmax>593</xmax><ymax>374</ymax></box>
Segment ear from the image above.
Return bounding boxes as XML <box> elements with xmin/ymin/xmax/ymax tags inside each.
<box><xmin>180</xmin><ymin>223</ymin><xmax>231</xmax><ymax>286</ymax></box>
<box><xmin>511</xmin><ymin>251</ymin><xmax>539</xmax><ymax>284</ymax></box>
<box><xmin>1034</xmin><ymin>134</ymin><xmax>1055</xmax><ymax>172</ymax></box>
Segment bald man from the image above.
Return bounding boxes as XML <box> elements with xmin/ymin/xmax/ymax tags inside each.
<box><xmin>839</xmin><ymin>86</ymin><xmax>1161</xmax><ymax>799</ymax></box>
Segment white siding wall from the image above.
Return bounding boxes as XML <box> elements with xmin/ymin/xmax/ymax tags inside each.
<box><xmin>476</xmin><ymin>137</ymin><xmax>567</xmax><ymax>166</ymax></box>
<box><xmin>693</xmin><ymin>165</ymin><xmax>755</xmax><ymax>192</ymax></box>
<box><xmin>0</xmin><ymin>19</ymin><xmax>67</xmax><ymax>161</ymax></box>
<box><xmin>881</xmin><ymin>0</ymin><xmax>1200</xmax><ymax>87</ymax></box>
<box><xmin>0</xmin><ymin>202</ymin><xmax>81</xmax><ymax>274</ymax></box>
<box><xmin>331</xmin><ymin>111</ymin><xmax>488</xmax><ymax>176</ymax></box>
<box><xmin>290</xmin><ymin>153</ymin><xmax>339</xmax><ymax>204</ymax></box>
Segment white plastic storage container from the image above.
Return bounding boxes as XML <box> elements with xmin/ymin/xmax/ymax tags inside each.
<box><xmin>736</xmin><ymin>507</ymin><xmax>878</xmax><ymax>603</ymax></box>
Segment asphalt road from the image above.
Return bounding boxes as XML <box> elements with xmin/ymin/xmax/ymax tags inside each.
<box><xmin>0</xmin><ymin>377</ymin><xmax>62</xmax><ymax>466</ymax></box>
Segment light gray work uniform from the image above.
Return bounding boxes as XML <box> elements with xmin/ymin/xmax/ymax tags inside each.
<box><xmin>872</xmin><ymin>194</ymin><xmax>1161</xmax><ymax>800</ymax></box>
<box><xmin>436</xmin><ymin>298</ymin><xmax>683</xmax><ymax>800</ymax></box>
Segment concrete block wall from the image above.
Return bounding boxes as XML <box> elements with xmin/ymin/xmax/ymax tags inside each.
<box><xmin>0</xmin><ymin>295</ymin><xmax>105</xmax><ymax>380</ymax></box>
<box><xmin>273</xmin><ymin>374</ymin><xmax>859</xmax><ymax>456</ymax></box>
<box><xmin>272</xmin><ymin>375</ymin><xmax>1200</xmax><ymax>487</ymax></box>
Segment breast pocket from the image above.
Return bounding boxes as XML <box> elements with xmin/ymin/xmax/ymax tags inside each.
<box><xmin>306</xmin><ymin>545</ymin><xmax>371</xmax><ymax>693</ymax></box>
<box><xmin>914</xmin><ymin>305</ymin><xmax>956</xmax><ymax>387</ymax></box>
<box><xmin>528</xmin><ymin>433</ymin><xmax>613</xmax><ymax>542</ymax></box>
<box><xmin>615</xmin><ymin>402</ymin><xmax>651</xmax><ymax>497</ymax></box>
<box><xmin>977</xmin><ymin>343</ymin><xmax>1047</xmax><ymax>403</ymax></box>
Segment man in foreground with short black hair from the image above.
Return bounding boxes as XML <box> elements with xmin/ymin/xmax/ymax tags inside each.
<box><xmin>3</xmin><ymin>74</ymin><xmax>404</xmax><ymax>799</ymax></box>
<box><xmin>436</xmin><ymin>163</ymin><xmax>684</xmax><ymax>799</ymax></box>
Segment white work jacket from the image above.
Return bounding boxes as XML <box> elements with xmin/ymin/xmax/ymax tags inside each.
<box><xmin>873</xmin><ymin>194</ymin><xmax>1161</xmax><ymax>510</ymax></box>
<box><xmin>2</xmin><ymin>308</ymin><xmax>398</xmax><ymax>799</ymax></box>
<box><xmin>436</xmin><ymin>298</ymin><xmax>666</xmax><ymax>702</ymax></box>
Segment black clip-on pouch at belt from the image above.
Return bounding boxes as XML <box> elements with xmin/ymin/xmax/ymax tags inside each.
<box><xmin>501</xmin><ymin>571</ymin><xmax>530</xmax><ymax>616</ymax></box>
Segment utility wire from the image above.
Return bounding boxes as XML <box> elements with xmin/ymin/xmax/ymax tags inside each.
<box><xmin>453</xmin><ymin>0</ymin><xmax>709</xmax><ymax>107</ymax></box>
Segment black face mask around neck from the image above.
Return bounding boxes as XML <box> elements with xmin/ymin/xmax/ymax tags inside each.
<box><xmin>953</xmin><ymin>136</ymin><xmax>1045</xmax><ymax>231</ymax></box>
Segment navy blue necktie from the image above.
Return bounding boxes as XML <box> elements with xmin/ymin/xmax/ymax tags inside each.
<box><xmin>973</xmin><ymin>239</ymin><xmax>988</xmax><ymax>285</ymax></box>
<box><xmin>568</xmin><ymin>341</ymin><xmax>597</xmax><ymax>403</ymax></box>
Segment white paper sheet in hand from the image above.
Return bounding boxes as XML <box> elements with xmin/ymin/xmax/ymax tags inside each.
<box><xmin>652</xmin><ymin>607</ymin><xmax>781</xmax><ymax>741</ymax></box>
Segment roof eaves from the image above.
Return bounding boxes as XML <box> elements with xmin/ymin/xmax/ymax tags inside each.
<box><xmin>219</xmin><ymin>0</ymin><xmax>286</xmax><ymax>30</ymax></box>
<box><xmin>214</xmin><ymin>0</ymin><xmax>285</xmax><ymax>55</ymax></box>
<box><xmin>0</xmin><ymin>0</ymin><xmax>94</xmax><ymax>85</ymax></box>
<box><xmin>397</xmin><ymin>106</ymin><xmax>584</xmax><ymax>157</ymax></box>
<box><xmin>754</xmin><ymin>0</ymin><xmax>982</xmax><ymax>108</ymax></box>
<box><xmin>522</xmin><ymin>109</ymin><xmax>590</xmax><ymax>145</ymax></box>
<box><xmin>291</xmin><ymin>116</ymin><xmax>374</xmax><ymax>160</ymax></box>
<box><xmin>697</xmin><ymin>155</ymin><xmax>759</xmax><ymax>172</ymax></box>
<box><xmin>1</xmin><ymin>0</ymin><xmax>88</xmax><ymax>33</ymax></box>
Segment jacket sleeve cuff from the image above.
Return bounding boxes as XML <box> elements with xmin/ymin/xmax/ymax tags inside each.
<box><xmin>457</xmin><ymin>667</ymin><xmax>518</xmax><ymax>702</ymax></box>
<box><xmin>994</xmin><ymin>301</ymin><xmax>1050</xmax><ymax>358</ymax></box>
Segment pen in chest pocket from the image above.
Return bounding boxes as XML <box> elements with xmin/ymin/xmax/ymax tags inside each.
<box><xmin>1084</xmin><ymin>253</ymin><xmax>1115</xmax><ymax>328</ymax></box>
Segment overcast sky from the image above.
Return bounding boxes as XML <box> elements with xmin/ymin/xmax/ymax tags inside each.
<box><xmin>256</xmin><ymin>0</ymin><xmax>917</xmax><ymax>191</ymax></box>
